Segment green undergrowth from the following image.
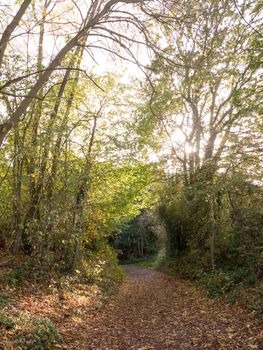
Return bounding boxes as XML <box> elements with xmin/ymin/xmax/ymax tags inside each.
<box><xmin>0</xmin><ymin>243</ymin><xmax>125</xmax><ymax>349</ymax></box>
<box><xmin>0</xmin><ymin>256</ymin><xmax>124</xmax><ymax>309</ymax></box>
<box><xmin>159</xmin><ymin>257</ymin><xmax>263</xmax><ymax>318</ymax></box>
<box><xmin>0</xmin><ymin>308</ymin><xmax>63</xmax><ymax>350</ymax></box>
<box><xmin>0</xmin><ymin>242</ymin><xmax>124</xmax><ymax>290</ymax></box>
<box><xmin>120</xmin><ymin>249</ymin><xmax>165</xmax><ymax>270</ymax></box>
<box><xmin>120</xmin><ymin>255</ymin><xmax>159</xmax><ymax>270</ymax></box>
<box><xmin>136</xmin><ymin>256</ymin><xmax>158</xmax><ymax>269</ymax></box>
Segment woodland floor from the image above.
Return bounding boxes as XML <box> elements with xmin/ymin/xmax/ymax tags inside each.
<box><xmin>63</xmin><ymin>265</ymin><xmax>263</xmax><ymax>350</ymax></box>
<box><xmin>2</xmin><ymin>264</ymin><xmax>263</xmax><ymax>350</ymax></box>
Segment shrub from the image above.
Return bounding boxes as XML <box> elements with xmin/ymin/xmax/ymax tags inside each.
<box><xmin>0</xmin><ymin>291</ymin><xmax>10</xmax><ymax>308</ymax></box>
<box><xmin>16</xmin><ymin>314</ymin><xmax>62</xmax><ymax>350</ymax></box>
<box><xmin>0</xmin><ymin>310</ymin><xmax>16</xmax><ymax>331</ymax></box>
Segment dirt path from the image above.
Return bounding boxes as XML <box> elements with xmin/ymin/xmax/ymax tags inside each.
<box><xmin>61</xmin><ymin>265</ymin><xmax>263</xmax><ymax>350</ymax></box>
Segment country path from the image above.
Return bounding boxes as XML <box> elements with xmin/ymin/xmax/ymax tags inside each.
<box><xmin>62</xmin><ymin>265</ymin><xmax>263</xmax><ymax>350</ymax></box>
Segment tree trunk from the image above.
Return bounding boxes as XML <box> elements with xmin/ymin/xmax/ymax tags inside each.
<box><xmin>12</xmin><ymin>124</ymin><xmax>23</xmax><ymax>255</ymax></box>
<box><xmin>0</xmin><ymin>0</ymin><xmax>32</xmax><ymax>69</ymax></box>
<box><xmin>21</xmin><ymin>6</ymin><xmax>47</xmax><ymax>253</ymax></box>
<box><xmin>209</xmin><ymin>196</ymin><xmax>216</xmax><ymax>269</ymax></box>
<box><xmin>71</xmin><ymin>114</ymin><xmax>98</xmax><ymax>269</ymax></box>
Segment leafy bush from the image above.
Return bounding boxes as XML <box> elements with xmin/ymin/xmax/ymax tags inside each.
<box><xmin>158</xmin><ymin>171</ymin><xmax>263</xmax><ymax>312</ymax></box>
<box><xmin>0</xmin><ymin>310</ymin><xmax>16</xmax><ymax>331</ymax></box>
<box><xmin>80</xmin><ymin>241</ymin><xmax>125</xmax><ymax>294</ymax></box>
<box><xmin>0</xmin><ymin>307</ymin><xmax>63</xmax><ymax>350</ymax></box>
<box><xmin>16</xmin><ymin>314</ymin><xmax>62</xmax><ymax>350</ymax></box>
<box><xmin>0</xmin><ymin>291</ymin><xmax>10</xmax><ymax>308</ymax></box>
<box><xmin>5</xmin><ymin>261</ymin><xmax>31</xmax><ymax>285</ymax></box>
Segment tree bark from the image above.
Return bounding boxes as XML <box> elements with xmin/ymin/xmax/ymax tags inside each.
<box><xmin>0</xmin><ymin>0</ymin><xmax>32</xmax><ymax>69</ymax></box>
<box><xmin>209</xmin><ymin>196</ymin><xmax>216</xmax><ymax>269</ymax></box>
<box><xmin>71</xmin><ymin>113</ymin><xmax>98</xmax><ymax>269</ymax></box>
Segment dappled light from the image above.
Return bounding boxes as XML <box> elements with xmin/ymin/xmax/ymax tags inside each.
<box><xmin>0</xmin><ymin>0</ymin><xmax>262</xmax><ymax>349</ymax></box>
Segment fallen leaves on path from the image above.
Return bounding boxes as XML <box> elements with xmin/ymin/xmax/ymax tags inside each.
<box><xmin>61</xmin><ymin>265</ymin><xmax>263</xmax><ymax>350</ymax></box>
<box><xmin>1</xmin><ymin>265</ymin><xmax>263</xmax><ymax>350</ymax></box>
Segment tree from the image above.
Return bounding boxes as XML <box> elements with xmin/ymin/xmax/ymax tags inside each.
<box><xmin>0</xmin><ymin>0</ymin><xmax>155</xmax><ymax>146</ymax></box>
<box><xmin>137</xmin><ymin>0</ymin><xmax>263</xmax><ymax>272</ymax></box>
<box><xmin>144</xmin><ymin>0</ymin><xmax>262</xmax><ymax>184</ymax></box>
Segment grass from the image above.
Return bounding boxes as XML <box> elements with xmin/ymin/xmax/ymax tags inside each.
<box><xmin>136</xmin><ymin>256</ymin><xmax>157</xmax><ymax>269</ymax></box>
<box><xmin>120</xmin><ymin>255</ymin><xmax>158</xmax><ymax>270</ymax></box>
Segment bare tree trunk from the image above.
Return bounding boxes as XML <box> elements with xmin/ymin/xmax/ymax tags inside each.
<box><xmin>72</xmin><ymin>113</ymin><xmax>98</xmax><ymax>269</ymax></box>
<box><xmin>209</xmin><ymin>196</ymin><xmax>216</xmax><ymax>269</ymax></box>
<box><xmin>191</xmin><ymin>104</ymin><xmax>201</xmax><ymax>171</ymax></box>
<box><xmin>205</xmin><ymin>131</ymin><xmax>217</xmax><ymax>160</ymax></box>
<box><xmin>0</xmin><ymin>0</ymin><xmax>32</xmax><ymax>69</ymax></box>
<box><xmin>21</xmin><ymin>5</ymin><xmax>47</xmax><ymax>253</ymax></box>
<box><xmin>138</xmin><ymin>239</ymin><xmax>141</xmax><ymax>257</ymax></box>
<box><xmin>12</xmin><ymin>124</ymin><xmax>23</xmax><ymax>254</ymax></box>
<box><xmin>45</xmin><ymin>47</ymin><xmax>85</xmax><ymax>242</ymax></box>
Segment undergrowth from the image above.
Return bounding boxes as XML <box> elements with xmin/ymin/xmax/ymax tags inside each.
<box><xmin>159</xmin><ymin>257</ymin><xmax>263</xmax><ymax>318</ymax></box>
<box><xmin>0</xmin><ymin>242</ymin><xmax>124</xmax><ymax>349</ymax></box>
<box><xmin>0</xmin><ymin>309</ymin><xmax>62</xmax><ymax>350</ymax></box>
<box><xmin>120</xmin><ymin>255</ymin><xmax>157</xmax><ymax>269</ymax></box>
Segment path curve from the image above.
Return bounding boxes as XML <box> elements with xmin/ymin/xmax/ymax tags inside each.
<box><xmin>66</xmin><ymin>265</ymin><xmax>263</xmax><ymax>350</ymax></box>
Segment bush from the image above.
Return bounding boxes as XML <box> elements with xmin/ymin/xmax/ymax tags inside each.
<box><xmin>16</xmin><ymin>314</ymin><xmax>62</xmax><ymax>350</ymax></box>
<box><xmin>201</xmin><ymin>270</ymin><xmax>233</xmax><ymax>297</ymax></box>
<box><xmin>0</xmin><ymin>308</ymin><xmax>63</xmax><ymax>350</ymax></box>
<box><xmin>0</xmin><ymin>291</ymin><xmax>10</xmax><ymax>308</ymax></box>
<box><xmin>5</xmin><ymin>262</ymin><xmax>31</xmax><ymax>286</ymax></box>
<box><xmin>157</xmin><ymin>171</ymin><xmax>263</xmax><ymax>315</ymax></box>
<box><xmin>81</xmin><ymin>242</ymin><xmax>125</xmax><ymax>294</ymax></box>
<box><xmin>0</xmin><ymin>310</ymin><xmax>16</xmax><ymax>331</ymax></box>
